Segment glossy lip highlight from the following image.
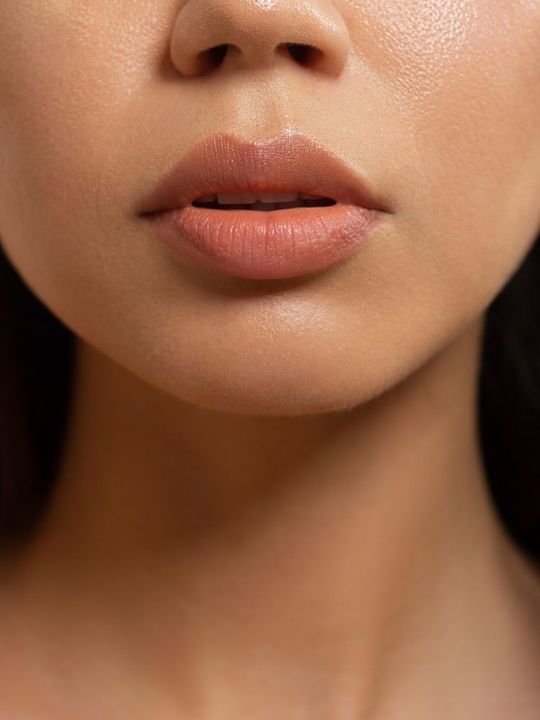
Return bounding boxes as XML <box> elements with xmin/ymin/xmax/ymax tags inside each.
<box><xmin>139</xmin><ymin>129</ymin><xmax>391</xmax><ymax>280</ymax></box>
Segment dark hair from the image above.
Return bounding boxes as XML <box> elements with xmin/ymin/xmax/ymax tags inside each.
<box><xmin>1</xmin><ymin>237</ymin><xmax>540</xmax><ymax>562</ymax></box>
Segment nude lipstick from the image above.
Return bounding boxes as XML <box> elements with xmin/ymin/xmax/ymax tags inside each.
<box><xmin>139</xmin><ymin>130</ymin><xmax>389</xmax><ymax>280</ymax></box>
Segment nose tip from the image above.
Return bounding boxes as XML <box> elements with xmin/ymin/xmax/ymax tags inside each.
<box><xmin>170</xmin><ymin>0</ymin><xmax>351</xmax><ymax>78</ymax></box>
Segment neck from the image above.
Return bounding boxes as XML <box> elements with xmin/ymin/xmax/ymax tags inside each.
<box><xmin>5</xmin><ymin>318</ymin><xmax>540</xmax><ymax>718</ymax></box>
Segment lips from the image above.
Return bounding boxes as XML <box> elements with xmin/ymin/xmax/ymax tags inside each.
<box><xmin>139</xmin><ymin>129</ymin><xmax>390</xmax><ymax>280</ymax></box>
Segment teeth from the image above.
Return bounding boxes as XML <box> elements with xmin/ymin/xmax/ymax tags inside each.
<box><xmin>255</xmin><ymin>192</ymin><xmax>299</xmax><ymax>203</ymax></box>
<box><xmin>276</xmin><ymin>201</ymin><xmax>302</xmax><ymax>209</ymax></box>
<box><xmin>217</xmin><ymin>193</ymin><xmax>259</xmax><ymax>204</ymax></box>
<box><xmin>216</xmin><ymin>192</ymin><xmax>301</xmax><ymax>205</ymax></box>
<box><xmin>252</xmin><ymin>202</ymin><xmax>277</xmax><ymax>211</ymax></box>
<box><xmin>192</xmin><ymin>192</ymin><xmax>336</xmax><ymax>208</ymax></box>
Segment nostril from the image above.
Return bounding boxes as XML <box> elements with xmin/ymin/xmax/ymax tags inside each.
<box><xmin>280</xmin><ymin>43</ymin><xmax>319</xmax><ymax>66</ymax></box>
<box><xmin>209</xmin><ymin>44</ymin><xmax>229</xmax><ymax>66</ymax></box>
<box><xmin>196</xmin><ymin>44</ymin><xmax>229</xmax><ymax>73</ymax></box>
<box><xmin>192</xmin><ymin>42</ymin><xmax>323</xmax><ymax>77</ymax></box>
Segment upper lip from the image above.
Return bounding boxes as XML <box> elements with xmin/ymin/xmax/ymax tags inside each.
<box><xmin>139</xmin><ymin>129</ymin><xmax>389</xmax><ymax>214</ymax></box>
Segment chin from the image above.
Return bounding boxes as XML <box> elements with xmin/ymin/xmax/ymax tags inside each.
<box><xmin>143</xmin><ymin>355</ymin><xmax>389</xmax><ymax>417</ymax></box>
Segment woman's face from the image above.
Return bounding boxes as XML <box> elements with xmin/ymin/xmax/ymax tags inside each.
<box><xmin>1</xmin><ymin>1</ymin><xmax>539</xmax><ymax>415</ymax></box>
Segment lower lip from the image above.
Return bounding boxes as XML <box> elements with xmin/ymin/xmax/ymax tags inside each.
<box><xmin>142</xmin><ymin>203</ymin><xmax>382</xmax><ymax>280</ymax></box>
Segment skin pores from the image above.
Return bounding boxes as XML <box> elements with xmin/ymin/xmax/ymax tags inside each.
<box><xmin>1</xmin><ymin>6</ymin><xmax>540</xmax><ymax>719</ymax></box>
<box><xmin>0</xmin><ymin>0</ymin><xmax>539</xmax><ymax>415</ymax></box>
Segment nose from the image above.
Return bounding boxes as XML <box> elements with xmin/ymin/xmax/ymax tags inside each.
<box><xmin>170</xmin><ymin>0</ymin><xmax>351</xmax><ymax>78</ymax></box>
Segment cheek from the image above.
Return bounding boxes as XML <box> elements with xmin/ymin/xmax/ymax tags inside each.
<box><xmin>0</xmin><ymin>2</ymin><xmax>162</xmax><ymax>306</ymax></box>
<box><xmin>379</xmin><ymin>1</ymin><xmax>540</xmax><ymax>313</ymax></box>
<box><xmin>428</xmin><ymin>14</ymin><xmax>540</xmax><ymax>292</ymax></box>
<box><xmin>0</xmin><ymin>1</ymin><xmax>539</xmax><ymax>417</ymax></box>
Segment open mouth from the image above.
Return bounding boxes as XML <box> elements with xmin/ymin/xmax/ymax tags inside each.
<box><xmin>191</xmin><ymin>192</ymin><xmax>338</xmax><ymax>211</ymax></box>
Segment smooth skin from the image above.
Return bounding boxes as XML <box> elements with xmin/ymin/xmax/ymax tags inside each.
<box><xmin>1</xmin><ymin>1</ymin><xmax>540</xmax><ymax>718</ymax></box>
